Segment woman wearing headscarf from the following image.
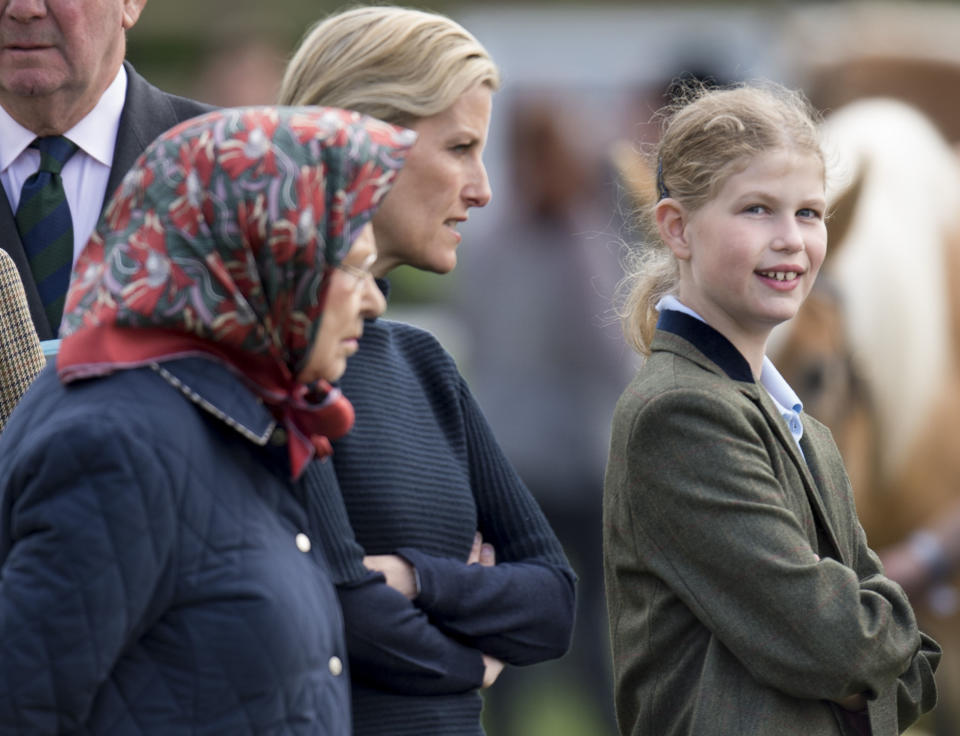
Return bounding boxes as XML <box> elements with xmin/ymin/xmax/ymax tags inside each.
<box><xmin>280</xmin><ymin>7</ymin><xmax>576</xmax><ymax>735</ymax></box>
<box><xmin>0</xmin><ymin>105</ymin><xmax>414</xmax><ymax>734</ymax></box>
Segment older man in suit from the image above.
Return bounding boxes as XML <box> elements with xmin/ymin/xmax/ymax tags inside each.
<box><xmin>0</xmin><ymin>0</ymin><xmax>211</xmax><ymax>340</ymax></box>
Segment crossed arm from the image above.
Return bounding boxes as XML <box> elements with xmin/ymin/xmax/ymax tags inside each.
<box><xmin>609</xmin><ymin>386</ymin><xmax>938</xmax><ymax>718</ymax></box>
<box><xmin>364</xmin><ymin>532</ymin><xmax>504</xmax><ymax>688</ymax></box>
<box><xmin>300</xmin><ymin>456</ymin><xmax>574</xmax><ymax>696</ymax></box>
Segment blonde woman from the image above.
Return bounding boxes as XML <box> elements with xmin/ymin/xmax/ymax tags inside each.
<box><xmin>281</xmin><ymin>6</ymin><xmax>575</xmax><ymax>736</ymax></box>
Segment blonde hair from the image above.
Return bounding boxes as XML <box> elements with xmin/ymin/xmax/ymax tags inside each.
<box><xmin>619</xmin><ymin>81</ymin><xmax>824</xmax><ymax>356</ymax></box>
<box><xmin>278</xmin><ymin>5</ymin><xmax>500</xmax><ymax>126</ymax></box>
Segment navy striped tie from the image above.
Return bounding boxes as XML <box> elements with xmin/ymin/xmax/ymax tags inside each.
<box><xmin>14</xmin><ymin>136</ymin><xmax>79</xmax><ymax>332</ymax></box>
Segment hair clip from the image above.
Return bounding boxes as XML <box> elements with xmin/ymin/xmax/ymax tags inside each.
<box><xmin>656</xmin><ymin>157</ymin><xmax>670</xmax><ymax>200</ymax></box>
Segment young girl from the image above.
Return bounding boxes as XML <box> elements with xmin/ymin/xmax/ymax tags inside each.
<box><xmin>603</xmin><ymin>82</ymin><xmax>940</xmax><ymax>736</ymax></box>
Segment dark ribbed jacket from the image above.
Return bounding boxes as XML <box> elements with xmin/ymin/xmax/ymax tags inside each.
<box><xmin>302</xmin><ymin>310</ymin><xmax>575</xmax><ymax>736</ymax></box>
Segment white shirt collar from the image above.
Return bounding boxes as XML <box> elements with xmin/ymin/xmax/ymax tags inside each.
<box><xmin>0</xmin><ymin>107</ymin><xmax>35</xmax><ymax>174</ymax></box>
<box><xmin>0</xmin><ymin>64</ymin><xmax>126</xmax><ymax>171</ymax></box>
<box><xmin>656</xmin><ymin>294</ymin><xmax>701</xmax><ymax>323</ymax></box>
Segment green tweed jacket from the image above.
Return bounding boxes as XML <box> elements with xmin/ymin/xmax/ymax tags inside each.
<box><xmin>603</xmin><ymin>311</ymin><xmax>940</xmax><ymax>736</ymax></box>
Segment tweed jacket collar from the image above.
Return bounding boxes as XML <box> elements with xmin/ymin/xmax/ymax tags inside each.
<box><xmin>656</xmin><ymin>310</ymin><xmax>753</xmax><ymax>382</ymax></box>
<box><xmin>654</xmin><ymin>310</ymin><xmax>844</xmax><ymax>560</ymax></box>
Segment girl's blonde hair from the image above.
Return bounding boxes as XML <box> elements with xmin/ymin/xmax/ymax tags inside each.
<box><xmin>619</xmin><ymin>81</ymin><xmax>824</xmax><ymax>356</ymax></box>
<box><xmin>278</xmin><ymin>5</ymin><xmax>500</xmax><ymax>127</ymax></box>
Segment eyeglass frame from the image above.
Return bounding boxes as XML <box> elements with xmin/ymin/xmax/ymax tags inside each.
<box><xmin>334</xmin><ymin>253</ymin><xmax>377</xmax><ymax>292</ymax></box>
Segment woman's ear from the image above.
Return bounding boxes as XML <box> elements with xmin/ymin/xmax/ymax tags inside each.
<box><xmin>655</xmin><ymin>198</ymin><xmax>691</xmax><ymax>260</ymax></box>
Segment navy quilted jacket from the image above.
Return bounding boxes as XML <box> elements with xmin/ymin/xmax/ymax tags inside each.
<box><xmin>0</xmin><ymin>358</ymin><xmax>350</xmax><ymax>735</ymax></box>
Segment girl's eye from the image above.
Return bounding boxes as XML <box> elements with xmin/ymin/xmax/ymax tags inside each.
<box><xmin>797</xmin><ymin>207</ymin><xmax>822</xmax><ymax>220</ymax></box>
<box><xmin>744</xmin><ymin>204</ymin><xmax>768</xmax><ymax>215</ymax></box>
<box><xmin>451</xmin><ymin>141</ymin><xmax>475</xmax><ymax>154</ymax></box>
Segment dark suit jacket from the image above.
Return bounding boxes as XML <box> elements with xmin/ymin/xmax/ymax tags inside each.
<box><xmin>603</xmin><ymin>311</ymin><xmax>940</xmax><ymax>736</ymax></box>
<box><xmin>0</xmin><ymin>61</ymin><xmax>212</xmax><ymax>339</ymax></box>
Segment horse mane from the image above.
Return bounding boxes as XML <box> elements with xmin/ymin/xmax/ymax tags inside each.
<box><xmin>820</xmin><ymin>97</ymin><xmax>960</xmax><ymax>477</ymax></box>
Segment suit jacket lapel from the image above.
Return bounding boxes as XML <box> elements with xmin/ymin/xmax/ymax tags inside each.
<box><xmin>105</xmin><ymin>61</ymin><xmax>176</xmax><ymax>207</ymax></box>
<box><xmin>0</xmin><ymin>185</ymin><xmax>53</xmax><ymax>339</ymax></box>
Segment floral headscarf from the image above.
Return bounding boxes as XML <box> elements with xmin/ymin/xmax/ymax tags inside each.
<box><xmin>57</xmin><ymin>106</ymin><xmax>415</xmax><ymax>477</ymax></box>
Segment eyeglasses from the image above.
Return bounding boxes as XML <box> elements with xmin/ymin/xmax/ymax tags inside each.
<box><xmin>335</xmin><ymin>254</ymin><xmax>376</xmax><ymax>292</ymax></box>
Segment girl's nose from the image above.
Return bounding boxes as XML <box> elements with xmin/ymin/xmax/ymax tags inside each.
<box><xmin>774</xmin><ymin>217</ymin><xmax>805</xmax><ymax>251</ymax></box>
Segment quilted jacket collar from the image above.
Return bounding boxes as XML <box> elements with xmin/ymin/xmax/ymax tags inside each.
<box><xmin>152</xmin><ymin>357</ymin><xmax>277</xmax><ymax>446</ymax></box>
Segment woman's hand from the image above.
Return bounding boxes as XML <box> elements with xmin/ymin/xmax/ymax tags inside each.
<box><xmin>470</xmin><ymin>531</ymin><xmax>502</xmax><ymax>690</ymax></box>
<box><xmin>481</xmin><ymin>654</ymin><xmax>505</xmax><ymax>688</ymax></box>
<box><xmin>363</xmin><ymin>530</ymin><xmax>496</xmax><ymax>600</ymax></box>
<box><xmin>467</xmin><ymin>532</ymin><xmax>496</xmax><ymax>567</ymax></box>
<box><xmin>363</xmin><ymin>554</ymin><xmax>418</xmax><ymax>600</ymax></box>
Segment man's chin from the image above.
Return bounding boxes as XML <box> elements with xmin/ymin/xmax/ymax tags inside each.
<box><xmin>0</xmin><ymin>68</ymin><xmax>64</xmax><ymax>98</ymax></box>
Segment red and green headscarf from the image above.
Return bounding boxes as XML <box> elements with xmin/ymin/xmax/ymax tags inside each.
<box><xmin>57</xmin><ymin>106</ymin><xmax>415</xmax><ymax>477</ymax></box>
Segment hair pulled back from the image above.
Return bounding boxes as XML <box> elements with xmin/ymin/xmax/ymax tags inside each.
<box><xmin>278</xmin><ymin>5</ymin><xmax>500</xmax><ymax>127</ymax></box>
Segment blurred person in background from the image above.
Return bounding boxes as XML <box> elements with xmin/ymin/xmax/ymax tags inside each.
<box><xmin>458</xmin><ymin>95</ymin><xmax>632</xmax><ymax>735</ymax></box>
<box><xmin>279</xmin><ymin>6</ymin><xmax>576</xmax><ymax>735</ymax></box>
<box><xmin>0</xmin><ymin>105</ymin><xmax>413</xmax><ymax>734</ymax></box>
<box><xmin>190</xmin><ymin>34</ymin><xmax>286</xmax><ymax>107</ymax></box>
<box><xmin>0</xmin><ymin>0</ymin><xmax>211</xmax><ymax>340</ymax></box>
